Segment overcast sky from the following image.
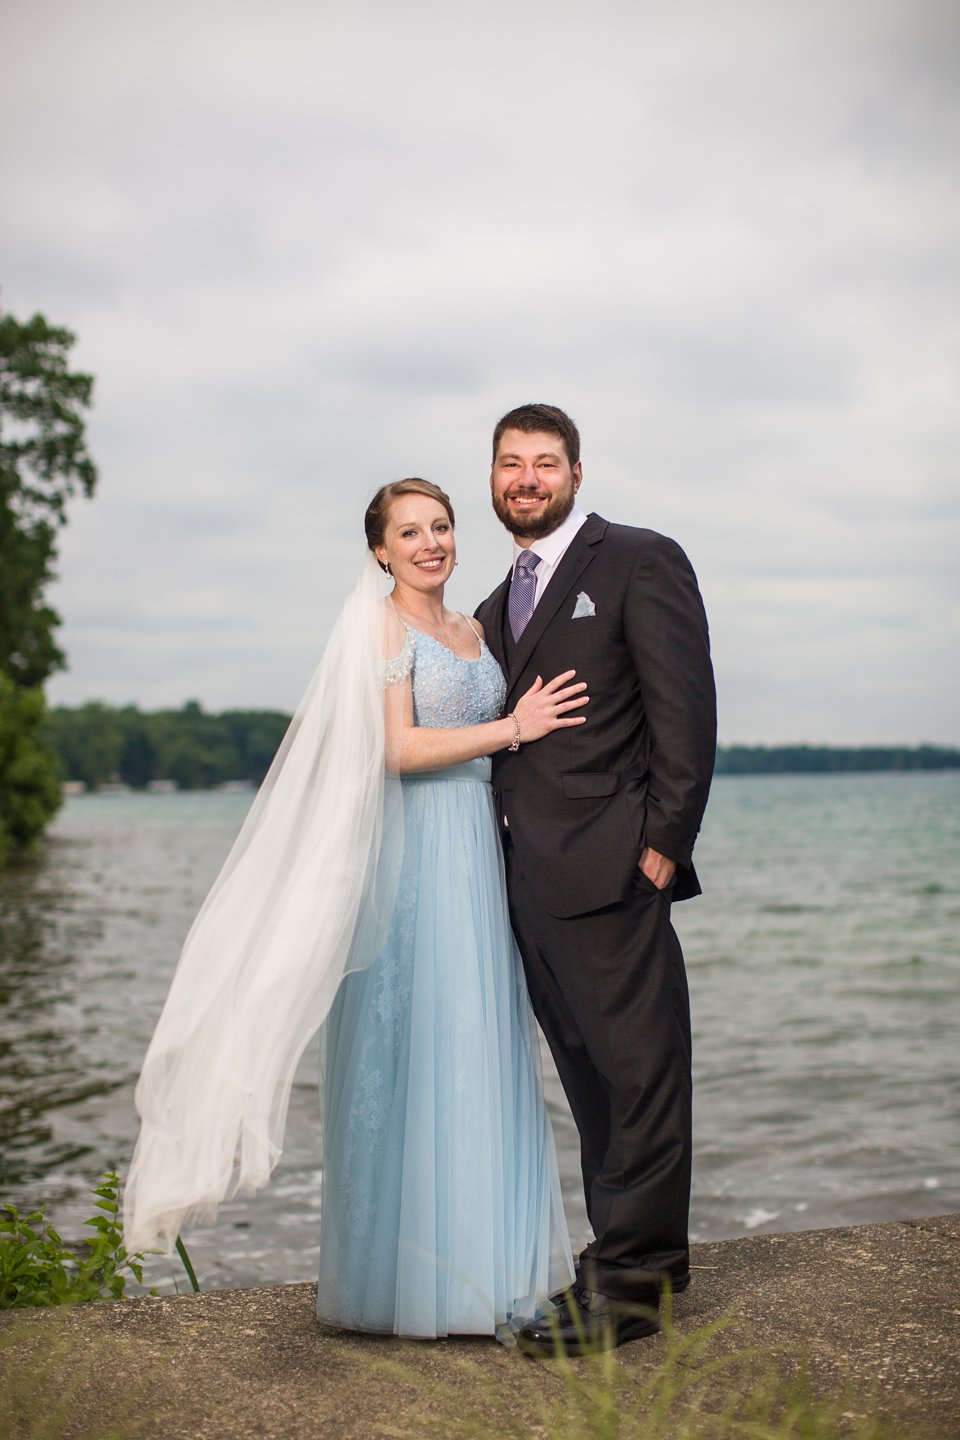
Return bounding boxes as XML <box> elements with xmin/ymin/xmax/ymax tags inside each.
<box><xmin>2</xmin><ymin>0</ymin><xmax>958</xmax><ymax>743</ymax></box>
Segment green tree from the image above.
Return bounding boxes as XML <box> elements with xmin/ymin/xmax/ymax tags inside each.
<box><xmin>43</xmin><ymin>703</ymin><xmax>293</xmax><ymax>790</ymax></box>
<box><xmin>221</xmin><ymin>708</ymin><xmax>290</xmax><ymax>784</ymax></box>
<box><xmin>0</xmin><ymin>308</ymin><xmax>98</xmax><ymax>859</ymax></box>
<box><xmin>44</xmin><ymin>702</ymin><xmax>124</xmax><ymax>789</ymax></box>
<box><xmin>150</xmin><ymin>700</ymin><xmax>240</xmax><ymax>789</ymax></box>
<box><xmin>0</xmin><ymin>309</ymin><xmax>97</xmax><ymax>688</ymax></box>
<box><xmin>0</xmin><ymin>676</ymin><xmax>62</xmax><ymax>863</ymax></box>
<box><xmin>117</xmin><ymin>705</ymin><xmax>156</xmax><ymax>788</ymax></box>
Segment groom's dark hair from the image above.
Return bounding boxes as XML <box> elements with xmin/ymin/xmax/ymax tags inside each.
<box><xmin>492</xmin><ymin>403</ymin><xmax>580</xmax><ymax>467</ymax></box>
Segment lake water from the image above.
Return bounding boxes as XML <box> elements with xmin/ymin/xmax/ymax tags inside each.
<box><xmin>1</xmin><ymin>772</ymin><xmax>957</xmax><ymax>1293</ymax></box>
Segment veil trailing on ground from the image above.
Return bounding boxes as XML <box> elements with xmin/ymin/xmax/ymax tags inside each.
<box><xmin>123</xmin><ymin>552</ymin><xmax>403</xmax><ymax>1255</ymax></box>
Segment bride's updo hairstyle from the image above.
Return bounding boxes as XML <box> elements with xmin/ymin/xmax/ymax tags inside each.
<box><xmin>365</xmin><ymin>479</ymin><xmax>456</xmax><ymax>574</ymax></box>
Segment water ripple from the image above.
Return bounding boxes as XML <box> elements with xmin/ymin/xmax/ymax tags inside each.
<box><xmin>1</xmin><ymin>774</ymin><xmax>958</xmax><ymax>1288</ymax></box>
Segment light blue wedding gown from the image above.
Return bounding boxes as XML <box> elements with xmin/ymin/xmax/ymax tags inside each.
<box><xmin>316</xmin><ymin>622</ymin><xmax>573</xmax><ymax>1338</ymax></box>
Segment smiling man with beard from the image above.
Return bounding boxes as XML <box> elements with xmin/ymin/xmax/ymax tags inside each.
<box><xmin>475</xmin><ymin>403</ymin><xmax>717</xmax><ymax>1357</ymax></box>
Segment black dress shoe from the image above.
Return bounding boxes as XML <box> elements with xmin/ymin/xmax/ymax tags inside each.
<box><xmin>517</xmin><ymin>1285</ymin><xmax>661</xmax><ymax>1358</ymax></box>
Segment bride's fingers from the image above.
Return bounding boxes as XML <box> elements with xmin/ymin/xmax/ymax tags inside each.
<box><xmin>544</xmin><ymin>688</ymin><xmax>589</xmax><ymax>712</ymax></box>
<box><xmin>539</xmin><ymin>683</ymin><xmax>588</xmax><ymax>708</ymax></box>
<box><xmin>527</xmin><ymin>691</ymin><xmax>588</xmax><ymax>720</ymax></box>
<box><xmin>541</xmin><ymin>669</ymin><xmax>579</xmax><ymax>692</ymax></box>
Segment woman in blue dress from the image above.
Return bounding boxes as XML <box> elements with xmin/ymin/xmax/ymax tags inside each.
<box><xmin>124</xmin><ymin>478</ymin><xmax>583</xmax><ymax>1342</ymax></box>
<box><xmin>318</xmin><ymin>479</ymin><xmax>585</xmax><ymax>1338</ymax></box>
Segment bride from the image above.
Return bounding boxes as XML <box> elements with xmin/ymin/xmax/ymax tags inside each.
<box><xmin>124</xmin><ymin>478</ymin><xmax>587</xmax><ymax>1339</ymax></box>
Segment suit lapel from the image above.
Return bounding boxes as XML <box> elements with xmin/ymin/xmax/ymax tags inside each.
<box><xmin>505</xmin><ymin>514</ymin><xmax>607</xmax><ymax>703</ymax></box>
<box><xmin>482</xmin><ymin>569</ymin><xmax>512</xmax><ymax>672</ymax></box>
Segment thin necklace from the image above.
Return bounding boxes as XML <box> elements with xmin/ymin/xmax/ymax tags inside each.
<box><xmin>390</xmin><ymin>598</ymin><xmax>481</xmax><ymax>659</ymax></box>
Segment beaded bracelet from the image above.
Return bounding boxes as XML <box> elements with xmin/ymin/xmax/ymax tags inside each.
<box><xmin>507</xmin><ymin>713</ymin><xmax>521</xmax><ymax>752</ymax></box>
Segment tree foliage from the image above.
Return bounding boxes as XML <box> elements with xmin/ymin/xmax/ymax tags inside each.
<box><xmin>0</xmin><ymin>675</ymin><xmax>62</xmax><ymax>862</ymax></box>
<box><xmin>714</xmin><ymin>743</ymin><xmax>960</xmax><ymax>775</ymax></box>
<box><xmin>0</xmin><ymin>307</ymin><xmax>97</xmax><ymax>861</ymax></box>
<box><xmin>0</xmin><ymin>309</ymin><xmax>97</xmax><ymax>689</ymax></box>
<box><xmin>39</xmin><ymin>705</ymin><xmax>960</xmax><ymax>793</ymax></box>
<box><xmin>45</xmin><ymin>701</ymin><xmax>290</xmax><ymax>790</ymax></box>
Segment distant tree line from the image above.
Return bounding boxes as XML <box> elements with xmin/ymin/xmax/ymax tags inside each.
<box><xmin>714</xmin><ymin>744</ymin><xmax>960</xmax><ymax>775</ymax></box>
<box><xmin>42</xmin><ymin>707</ymin><xmax>960</xmax><ymax>791</ymax></box>
<box><xmin>45</xmin><ymin>701</ymin><xmax>290</xmax><ymax>791</ymax></box>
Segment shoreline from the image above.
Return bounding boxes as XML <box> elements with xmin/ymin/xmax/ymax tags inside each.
<box><xmin>2</xmin><ymin>1213</ymin><xmax>958</xmax><ymax>1438</ymax></box>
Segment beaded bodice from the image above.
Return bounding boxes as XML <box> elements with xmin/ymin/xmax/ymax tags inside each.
<box><xmin>384</xmin><ymin>621</ymin><xmax>506</xmax><ymax>729</ymax></box>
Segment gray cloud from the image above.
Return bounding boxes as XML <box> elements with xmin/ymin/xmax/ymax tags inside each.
<box><xmin>2</xmin><ymin>0</ymin><xmax>957</xmax><ymax>741</ymax></box>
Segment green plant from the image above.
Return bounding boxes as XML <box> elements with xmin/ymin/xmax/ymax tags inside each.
<box><xmin>0</xmin><ymin>1172</ymin><xmax>151</xmax><ymax>1309</ymax></box>
<box><xmin>174</xmin><ymin>1234</ymin><xmax>200</xmax><ymax>1293</ymax></box>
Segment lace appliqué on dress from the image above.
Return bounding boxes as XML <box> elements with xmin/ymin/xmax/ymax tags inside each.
<box><xmin>381</xmin><ymin>627</ymin><xmax>414</xmax><ymax>688</ymax></box>
<box><xmin>408</xmin><ymin>630</ymin><xmax>506</xmax><ymax>729</ymax></box>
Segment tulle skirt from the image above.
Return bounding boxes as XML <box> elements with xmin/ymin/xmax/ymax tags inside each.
<box><xmin>317</xmin><ymin>759</ymin><xmax>573</xmax><ymax>1338</ymax></box>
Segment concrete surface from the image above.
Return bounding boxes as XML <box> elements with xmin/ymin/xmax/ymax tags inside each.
<box><xmin>2</xmin><ymin>1214</ymin><xmax>958</xmax><ymax>1439</ymax></box>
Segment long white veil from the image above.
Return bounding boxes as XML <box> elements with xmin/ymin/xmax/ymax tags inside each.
<box><xmin>123</xmin><ymin>552</ymin><xmax>402</xmax><ymax>1255</ymax></box>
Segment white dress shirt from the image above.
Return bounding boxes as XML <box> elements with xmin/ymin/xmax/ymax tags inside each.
<box><xmin>512</xmin><ymin>505</ymin><xmax>588</xmax><ymax>609</ymax></box>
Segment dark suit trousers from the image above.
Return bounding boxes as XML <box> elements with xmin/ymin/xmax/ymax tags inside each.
<box><xmin>505</xmin><ymin>851</ymin><xmax>692</xmax><ymax>1300</ymax></box>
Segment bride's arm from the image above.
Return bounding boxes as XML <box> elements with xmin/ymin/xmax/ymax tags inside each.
<box><xmin>384</xmin><ymin>676</ymin><xmax>516</xmax><ymax>774</ymax></box>
<box><xmin>382</xmin><ymin>610</ymin><xmax>589</xmax><ymax>776</ymax></box>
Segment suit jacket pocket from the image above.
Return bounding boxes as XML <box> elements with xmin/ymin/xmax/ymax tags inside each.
<box><xmin>561</xmin><ymin>771</ymin><xmax>619</xmax><ymax>799</ymax></box>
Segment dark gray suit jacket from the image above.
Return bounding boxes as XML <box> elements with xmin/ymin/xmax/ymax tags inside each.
<box><xmin>476</xmin><ymin>513</ymin><xmax>716</xmax><ymax>918</ymax></box>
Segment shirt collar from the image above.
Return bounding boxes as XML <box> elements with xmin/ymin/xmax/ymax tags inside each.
<box><xmin>512</xmin><ymin>504</ymin><xmax>587</xmax><ymax>571</ymax></box>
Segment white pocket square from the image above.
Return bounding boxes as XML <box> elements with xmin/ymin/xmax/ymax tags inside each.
<box><xmin>572</xmin><ymin>591</ymin><xmax>596</xmax><ymax>619</ymax></box>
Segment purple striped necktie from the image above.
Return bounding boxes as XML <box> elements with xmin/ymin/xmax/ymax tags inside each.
<box><xmin>508</xmin><ymin>550</ymin><xmax>541</xmax><ymax>641</ymax></box>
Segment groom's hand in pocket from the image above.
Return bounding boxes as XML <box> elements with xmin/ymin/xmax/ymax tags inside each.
<box><xmin>638</xmin><ymin>846</ymin><xmax>677</xmax><ymax>891</ymax></box>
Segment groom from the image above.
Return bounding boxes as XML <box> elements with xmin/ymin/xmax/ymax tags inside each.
<box><xmin>476</xmin><ymin>403</ymin><xmax>716</xmax><ymax>1357</ymax></box>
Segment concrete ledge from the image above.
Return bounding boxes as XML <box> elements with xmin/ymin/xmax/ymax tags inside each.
<box><xmin>2</xmin><ymin>1214</ymin><xmax>958</xmax><ymax>1438</ymax></box>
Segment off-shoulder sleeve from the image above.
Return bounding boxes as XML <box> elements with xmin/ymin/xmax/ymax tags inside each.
<box><xmin>381</xmin><ymin>626</ymin><xmax>414</xmax><ymax>688</ymax></box>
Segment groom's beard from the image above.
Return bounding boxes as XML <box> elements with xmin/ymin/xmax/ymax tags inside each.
<box><xmin>492</xmin><ymin>480</ymin><xmax>576</xmax><ymax>540</ymax></box>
